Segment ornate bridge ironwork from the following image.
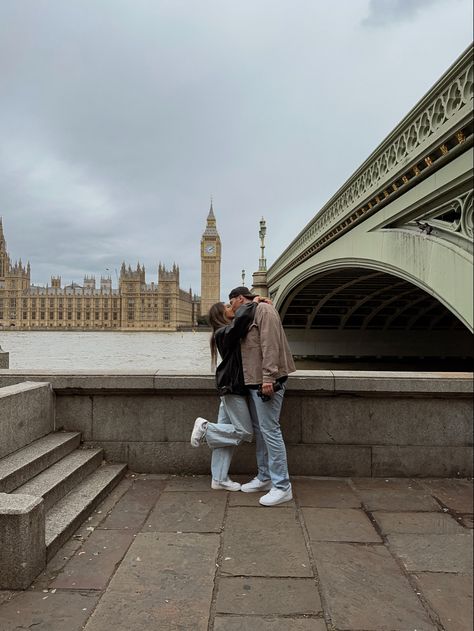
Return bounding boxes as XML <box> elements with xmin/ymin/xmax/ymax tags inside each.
<box><xmin>265</xmin><ymin>46</ymin><xmax>473</xmax><ymax>357</ymax></box>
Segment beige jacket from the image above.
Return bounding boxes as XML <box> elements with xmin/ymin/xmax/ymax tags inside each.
<box><xmin>240</xmin><ymin>302</ymin><xmax>296</xmax><ymax>385</ymax></box>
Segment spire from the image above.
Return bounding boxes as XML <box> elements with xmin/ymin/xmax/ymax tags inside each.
<box><xmin>208</xmin><ymin>197</ymin><xmax>215</xmax><ymax>221</ymax></box>
<box><xmin>0</xmin><ymin>216</ymin><xmax>5</xmax><ymax>249</ymax></box>
<box><xmin>203</xmin><ymin>199</ymin><xmax>218</xmax><ymax>237</ymax></box>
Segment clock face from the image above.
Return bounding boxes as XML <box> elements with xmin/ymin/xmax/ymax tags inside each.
<box><xmin>205</xmin><ymin>244</ymin><xmax>215</xmax><ymax>255</ymax></box>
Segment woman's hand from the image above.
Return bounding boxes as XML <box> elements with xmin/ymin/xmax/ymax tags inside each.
<box><xmin>252</xmin><ymin>295</ymin><xmax>273</xmax><ymax>305</ymax></box>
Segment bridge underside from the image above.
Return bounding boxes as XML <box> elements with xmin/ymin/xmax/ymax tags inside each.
<box><xmin>282</xmin><ymin>267</ymin><xmax>473</xmax><ymax>361</ymax></box>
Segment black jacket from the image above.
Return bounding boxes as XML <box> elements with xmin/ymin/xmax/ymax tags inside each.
<box><xmin>215</xmin><ymin>302</ymin><xmax>256</xmax><ymax>396</ymax></box>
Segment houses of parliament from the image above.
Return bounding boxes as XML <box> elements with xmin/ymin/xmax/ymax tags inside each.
<box><xmin>0</xmin><ymin>206</ymin><xmax>221</xmax><ymax>331</ymax></box>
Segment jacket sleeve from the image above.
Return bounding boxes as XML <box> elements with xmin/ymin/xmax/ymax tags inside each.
<box><xmin>215</xmin><ymin>303</ymin><xmax>256</xmax><ymax>355</ymax></box>
<box><xmin>255</xmin><ymin>304</ymin><xmax>283</xmax><ymax>383</ymax></box>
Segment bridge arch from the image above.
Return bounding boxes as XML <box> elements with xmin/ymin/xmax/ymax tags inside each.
<box><xmin>274</xmin><ymin>258</ymin><xmax>472</xmax><ymax>361</ymax></box>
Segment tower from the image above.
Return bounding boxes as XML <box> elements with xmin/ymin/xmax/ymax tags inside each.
<box><xmin>200</xmin><ymin>201</ymin><xmax>221</xmax><ymax>316</ymax></box>
<box><xmin>0</xmin><ymin>217</ymin><xmax>10</xmax><ymax>281</ymax></box>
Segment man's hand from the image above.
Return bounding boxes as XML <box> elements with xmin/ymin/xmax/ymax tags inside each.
<box><xmin>261</xmin><ymin>382</ymin><xmax>274</xmax><ymax>397</ymax></box>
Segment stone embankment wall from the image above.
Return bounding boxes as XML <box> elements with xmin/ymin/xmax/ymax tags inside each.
<box><xmin>0</xmin><ymin>371</ymin><xmax>472</xmax><ymax>477</ymax></box>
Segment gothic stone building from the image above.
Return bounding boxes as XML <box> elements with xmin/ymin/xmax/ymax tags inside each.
<box><xmin>0</xmin><ymin>219</ymin><xmax>195</xmax><ymax>331</ymax></box>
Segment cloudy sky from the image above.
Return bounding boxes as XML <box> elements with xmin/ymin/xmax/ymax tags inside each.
<box><xmin>0</xmin><ymin>0</ymin><xmax>472</xmax><ymax>298</ymax></box>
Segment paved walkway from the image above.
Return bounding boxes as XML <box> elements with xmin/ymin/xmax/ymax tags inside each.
<box><xmin>0</xmin><ymin>475</ymin><xmax>472</xmax><ymax>630</ymax></box>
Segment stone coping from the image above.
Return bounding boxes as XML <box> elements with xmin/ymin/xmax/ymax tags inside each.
<box><xmin>0</xmin><ymin>369</ymin><xmax>472</xmax><ymax>396</ymax></box>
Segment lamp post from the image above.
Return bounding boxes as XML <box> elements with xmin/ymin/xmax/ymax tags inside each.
<box><xmin>252</xmin><ymin>217</ymin><xmax>269</xmax><ymax>297</ymax></box>
<box><xmin>258</xmin><ymin>217</ymin><xmax>267</xmax><ymax>272</ymax></box>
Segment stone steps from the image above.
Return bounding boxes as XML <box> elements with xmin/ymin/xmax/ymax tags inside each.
<box><xmin>13</xmin><ymin>448</ymin><xmax>105</xmax><ymax>511</ymax></box>
<box><xmin>0</xmin><ymin>380</ymin><xmax>128</xmax><ymax>588</ymax></box>
<box><xmin>0</xmin><ymin>432</ymin><xmax>81</xmax><ymax>493</ymax></box>
<box><xmin>45</xmin><ymin>463</ymin><xmax>127</xmax><ymax>559</ymax></box>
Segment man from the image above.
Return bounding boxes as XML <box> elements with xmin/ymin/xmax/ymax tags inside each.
<box><xmin>228</xmin><ymin>286</ymin><xmax>296</xmax><ymax>506</ymax></box>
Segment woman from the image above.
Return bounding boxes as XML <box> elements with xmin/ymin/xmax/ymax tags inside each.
<box><xmin>190</xmin><ymin>299</ymin><xmax>257</xmax><ymax>491</ymax></box>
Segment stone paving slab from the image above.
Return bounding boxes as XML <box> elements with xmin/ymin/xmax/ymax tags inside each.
<box><xmin>144</xmin><ymin>490</ymin><xmax>227</xmax><ymax>532</ymax></box>
<box><xmin>373</xmin><ymin>511</ymin><xmax>465</xmax><ymax>535</ymax></box>
<box><xmin>50</xmin><ymin>529</ymin><xmax>135</xmax><ymax>590</ymax></box>
<box><xmin>387</xmin><ymin>532</ymin><xmax>473</xmax><ymax>573</ymax></box>
<box><xmin>98</xmin><ymin>477</ymin><xmax>164</xmax><ymax>530</ymax></box>
<box><xmin>0</xmin><ymin>476</ymin><xmax>472</xmax><ymax>630</ymax></box>
<box><xmin>459</xmin><ymin>514</ymin><xmax>474</xmax><ymax>528</ymax></box>
<box><xmin>0</xmin><ymin>590</ymin><xmax>100</xmax><ymax>631</ymax></box>
<box><xmin>420</xmin><ymin>478</ymin><xmax>474</xmax><ymax>513</ymax></box>
<box><xmin>414</xmin><ymin>572</ymin><xmax>474</xmax><ymax>631</ymax></box>
<box><xmin>162</xmin><ymin>474</ymin><xmax>213</xmax><ymax>492</ymax></box>
<box><xmin>293</xmin><ymin>478</ymin><xmax>361</xmax><ymax>507</ymax></box>
<box><xmin>312</xmin><ymin>542</ymin><xmax>436</xmax><ymax>630</ymax></box>
<box><xmin>84</xmin><ymin>532</ymin><xmax>219</xmax><ymax>631</ymax></box>
<box><xmin>213</xmin><ymin>616</ymin><xmax>326</xmax><ymax>630</ymax></box>
<box><xmin>216</xmin><ymin>577</ymin><xmax>322</xmax><ymax>615</ymax></box>
<box><xmin>359</xmin><ymin>489</ymin><xmax>441</xmax><ymax>511</ymax></box>
<box><xmin>228</xmin><ymin>491</ymin><xmax>295</xmax><ymax>507</ymax></box>
<box><xmin>350</xmin><ymin>477</ymin><xmax>424</xmax><ymax>491</ymax></box>
<box><xmin>222</xmin><ymin>507</ymin><xmax>312</xmax><ymax>577</ymax></box>
<box><xmin>303</xmin><ymin>507</ymin><xmax>381</xmax><ymax>542</ymax></box>
<box><xmin>0</xmin><ymin>590</ymin><xmax>14</xmax><ymax>605</ymax></box>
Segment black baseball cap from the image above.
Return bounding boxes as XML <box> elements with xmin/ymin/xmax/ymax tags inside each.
<box><xmin>228</xmin><ymin>286</ymin><xmax>255</xmax><ymax>300</ymax></box>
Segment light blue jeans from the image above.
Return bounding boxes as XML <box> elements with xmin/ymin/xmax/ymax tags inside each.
<box><xmin>208</xmin><ymin>394</ymin><xmax>253</xmax><ymax>482</ymax></box>
<box><xmin>247</xmin><ymin>384</ymin><xmax>290</xmax><ymax>491</ymax></box>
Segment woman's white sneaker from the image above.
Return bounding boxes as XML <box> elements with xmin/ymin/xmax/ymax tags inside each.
<box><xmin>211</xmin><ymin>478</ymin><xmax>241</xmax><ymax>491</ymax></box>
<box><xmin>241</xmin><ymin>477</ymin><xmax>272</xmax><ymax>493</ymax></box>
<box><xmin>190</xmin><ymin>417</ymin><xmax>208</xmax><ymax>447</ymax></box>
<box><xmin>259</xmin><ymin>486</ymin><xmax>293</xmax><ymax>506</ymax></box>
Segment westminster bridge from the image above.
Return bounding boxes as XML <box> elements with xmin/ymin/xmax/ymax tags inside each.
<box><xmin>266</xmin><ymin>46</ymin><xmax>473</xmax><ymax>360</ymax></box>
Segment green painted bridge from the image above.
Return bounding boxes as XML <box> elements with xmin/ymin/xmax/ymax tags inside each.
<box><xmin>265</xmin><ymin>46</ymin><xmax>473</xmax><ymax>360</ymax></box>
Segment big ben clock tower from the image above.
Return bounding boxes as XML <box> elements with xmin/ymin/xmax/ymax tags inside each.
<box><xmin>200</xmin><ymin>201</ymin><xmax>221</xmax><ymax>316</ymax></box>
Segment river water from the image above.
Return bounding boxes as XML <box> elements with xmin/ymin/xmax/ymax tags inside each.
<box><xmin>1</xmin><ymin>331</ymin><xmax>214</xmax><ymax>372</ymax></box>
<box><xmin>1</xmin><ymin>331</ymin><xmax>471</xmax><ymax>372</ymax></box>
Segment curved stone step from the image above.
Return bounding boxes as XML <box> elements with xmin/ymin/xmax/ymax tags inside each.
<box><xmin>45</xmin><ymin>463</ymin><xmax>127</xmax><ymax>559</ymax></box>
<box><xmin>0</xmin><ymin>432</ymin><xmax>81</xmax><ymax>493</ymax></box>
<box><xmin>13</xmin><ymin>448</ymin><xmax>104</xmax><ymax>511</ymax></box>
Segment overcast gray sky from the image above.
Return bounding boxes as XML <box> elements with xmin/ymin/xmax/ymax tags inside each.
<box><xmin>0</xmin><ymin>0</ymin><xmax>472</xmax><ymax>298</ymax></box>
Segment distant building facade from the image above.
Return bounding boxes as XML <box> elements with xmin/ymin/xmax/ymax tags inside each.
<box><xmin>200</xmin><ymin>202</ymin><xmax>222</xmax><ymax>316</ymax></box>
<box><xmin>0</xmin><ymin>219</ymin><xmax>197</xmax><ymax>331</ymax></box>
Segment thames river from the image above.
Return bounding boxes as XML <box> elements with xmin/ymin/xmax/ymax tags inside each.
<box><xmin>1</xmin><ymin>331</ymin><xmax>471</xmax><ymax>372</ymax></box>
<box><xmin>0</xmin><ymin>331</ymin><xmax>214</xmax><ymax>372</ymax></box>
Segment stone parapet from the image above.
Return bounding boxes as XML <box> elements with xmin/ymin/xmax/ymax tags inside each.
<box><xmin>0</xmin><ymin>370</ymin><xmax>472</xmax><ymax>477</ymax></box>
<box><xmin>0</xmin><ymin>369</ymin><xmax>472</xmax><ymax>395</ymax></box>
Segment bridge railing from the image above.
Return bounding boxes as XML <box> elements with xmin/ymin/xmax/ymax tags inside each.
<box><xmin>268</xmin><ymin>45</ymin><xmax>473</xmax><ymax>284</ymax></box>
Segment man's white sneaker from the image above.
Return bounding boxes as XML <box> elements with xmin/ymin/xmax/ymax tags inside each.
<box><xmin>240</xmin><ymin>477</ymin><xmax>273</xmax><ymax>493</ymax></box>
<box><xmin>211</xmin><ymin>478</ymin><xmax>241</xmax><ymax>491</ymax></box>
<box><xmin>259</xmin><ymin>486</ymin><xmax>293</xmax><ymax>506</ymax></box>
<box><xmin>190</xmin><ymin>417</ymin><xmax>208</xmax><ymax>447</ymax></box>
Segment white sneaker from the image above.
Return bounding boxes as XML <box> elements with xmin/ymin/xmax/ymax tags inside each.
<box><xmin>211</xmin><ymin>478</ymin><xmax>241</xmax><ymax>491</ymax></box>
<box><xmin>190</xmin><ymin>417</ymin><xmax>208</xmax><ymax>447</ymax></box>
<box><xmin>241</xmin><ymin>477</ymin><xmax>272</xmax><ymax>493</ymax></box>
<box><xmin>259</xmin><ymin>486</ymin><xmax>293</xmax><ymax>506</ymax></box>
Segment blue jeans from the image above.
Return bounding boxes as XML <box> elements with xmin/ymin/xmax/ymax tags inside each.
<box><xmin>247</xmin><ymin>385</ymin><xmax>290</xmax><ymax>491</ymax></box>
<box><xmin>208</xmin><ymin>395</ymin><xmax>253</xmax><ymax>482</ymax></box>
